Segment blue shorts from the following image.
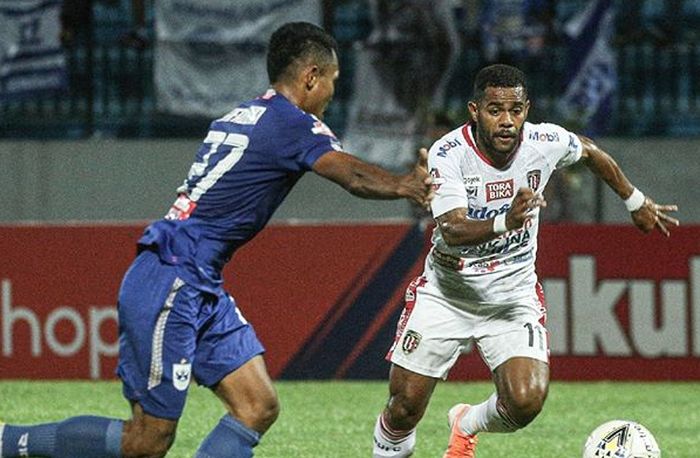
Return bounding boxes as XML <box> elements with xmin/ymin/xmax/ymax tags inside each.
<box><xmin>116</xmin><ymin>250</ymin><xmax>265</xmax><ymax>420</ymax></box>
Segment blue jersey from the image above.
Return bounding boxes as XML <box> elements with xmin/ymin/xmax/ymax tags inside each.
<box><xmin>138</xmin><ymin>90</ymin><xmax>341</xmax><ymax>292</ymax></box>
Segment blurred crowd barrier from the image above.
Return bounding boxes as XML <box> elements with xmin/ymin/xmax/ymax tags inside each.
<box><xmin>1</xmin><ymin>1</ymin><xmax>698</xmax><ymax>223</ymax></box>
<box><xmin>1</xmin><ymin>0</ymin><xmax>699</xmax><ymax>139</ymax></box>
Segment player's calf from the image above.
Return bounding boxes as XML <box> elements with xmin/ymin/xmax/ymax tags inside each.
<box><xmin>0</xmin><ymin>416</ymin><xmax>123</xmax><ymax>458</ymax></box>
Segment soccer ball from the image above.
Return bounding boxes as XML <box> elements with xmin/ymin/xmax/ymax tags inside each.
<box><xmin>582</xmin><ymin>420</ymin><xmax>660</xmax><ymax>458</ymax></box>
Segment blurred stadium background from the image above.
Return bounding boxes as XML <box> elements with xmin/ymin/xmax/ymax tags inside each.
<box><xmin>0</xmin><ymin>0</ymin><xmax>698</xmax><ymax>456</ymax></box>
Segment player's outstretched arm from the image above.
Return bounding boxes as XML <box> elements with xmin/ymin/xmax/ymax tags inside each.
<box><xmin>578</xmin><ymin>135</ymin><xmax>679</xmax><ymax>236</ymax></box>
<box><xmin>437</xmin><ymin>188</ymin><xmax>545</xmax><ymax>246</ymax></box>
<box><xmin>312</xmin><ymin>148</ymin><xmax>434</xmax><ymax>208</ymax></box>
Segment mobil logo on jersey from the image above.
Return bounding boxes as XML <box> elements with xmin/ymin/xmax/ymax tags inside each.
<box><xmin>436</xmin><ymin>138</ymin><xmax>461</xmax><ymax>157</ymax></box>
<box><xmin>485</xmin><ymin>178</ymin><xmax>514</xmax><ymax>201</ymax></box>
<box><xmin>528</xmin><ymin>130</ymin><xmax>560</xmax><ymax>142</ymax></box>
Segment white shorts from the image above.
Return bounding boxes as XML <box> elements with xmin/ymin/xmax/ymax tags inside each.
<box><xmin>387</xmin><ymin>276</ymin><xmax>549</xmax><ymax>379</ymax></box>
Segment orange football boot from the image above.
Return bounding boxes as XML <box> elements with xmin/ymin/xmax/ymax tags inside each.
<box><xmin>443</xmin><ymin>404</ymin><xmax>478</xmax><ymax>458</ymax></box>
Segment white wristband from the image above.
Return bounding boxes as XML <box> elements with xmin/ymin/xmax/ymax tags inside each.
<box><xmin>493</xmin><ymin>213</ymin><xmax>508</xmax><ymax>234</ymax></box>
<box><xmin>624</xmin><ymin>187</ymin><xmax>645</xmax><ymax>212</ymax></box>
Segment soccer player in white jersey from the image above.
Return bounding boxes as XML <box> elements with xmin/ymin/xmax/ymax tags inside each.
<box><xmin>371</xmin><ymin>64</ymin><xmax>679</xmax><ymax>458</ymax></box>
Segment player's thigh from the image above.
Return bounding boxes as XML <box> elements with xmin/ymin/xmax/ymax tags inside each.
<box><xmin>193</xmin><ymin>292</ymin><xmax>266</xmax><ymax>387</ymax></box>
<box><xmin>194</xmin><ymin>293</ymin><xmax>275</xmax><ymax>430</ymax></box>
<box><xmin>476</xmin><ymin>303</ymin><xmax>549</xmax><ymax>373</ymax></box>
<box><xmin>213</xmin><ymin>355</ymin><xmax>279</xmax><ymax>433</ymax></box>
<box><xmin>117</xmin><ymin>252</ymin><xmax>198</xmax><ymax>420</ymax></box>
<box><xmin>388</xmin><ymin>280</ymin><xmax>476</xmax><ymax>379</ymax></box>
<box><xmin>493</xmin><ymin>356</ymin><xmax>549</xmax><ymax>396</ymax></box>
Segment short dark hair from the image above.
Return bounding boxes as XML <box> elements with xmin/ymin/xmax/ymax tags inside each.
<box><xmin>473</xmin><ymin>64</ymin><xmax>528</xmax><ymax>101</ymax></box>
<box><xmin>267</xmin><ymin>22</ymin><xmax>338</xmax><ymax>84</ymax></box>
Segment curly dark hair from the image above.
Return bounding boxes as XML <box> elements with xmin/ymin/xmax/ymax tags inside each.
<box><xmin>267</xmin><ymin>22</ymin><xmax>338</xmax><ymax>84</ymax></box>
<box><xmin>473</xmin><ymin>64</ymin><xmax>528</xmax><ymax>101</ymax></box>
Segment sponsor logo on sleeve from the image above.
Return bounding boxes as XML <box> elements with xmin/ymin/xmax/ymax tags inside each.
<box><xmin>567</xmin><ymin>133</ymin><xmax>580</xmax><ymax>154</ymax></box>
<box><xmin>311</xmin><ymin>121</ymin><xmax>337</xmax><ymax>138</ymax></box>
<box><xmin>486</xmin><ymin>179</ymin><xmax>514</xmax><ymax>201</ymax></box>
<box><xmin>436</xmin><ymin>138</ymin><xmax>462</xmax><ymax>157</ymax></box>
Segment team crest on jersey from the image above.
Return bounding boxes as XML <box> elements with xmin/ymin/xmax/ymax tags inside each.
<box><xmin>172</xmin><ymin>360</ymin><xmax>192</xmax><ymax>391</ymax></box>
<box><xmin>430</xmin><ymin>168</ymin><xmax>446</xmax><ymax>191</ymax></box>
<box><xmin>485</xmin><ymin>179</ymin><xmax>514</xmax><ymax>201</ymax></box>
<box><xmin>402</xmin><ymin>330</ymin><xmax>422</xmax><ymax>354</ymax></box>
<box><xmin>464</xmin><ymin>175</ymin><xmax>481</xmax><ymax>197</ymax></box>
<box><xmin>527</xmin><ymin>170</ymin><xmax>542</xmax><ymax>191</ymax></box>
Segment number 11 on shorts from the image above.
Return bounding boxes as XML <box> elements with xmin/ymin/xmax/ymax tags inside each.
<box><xmin>524</xmin><ymin>322</ymin><xmax>546</xmax><ymax>351</ymax></box>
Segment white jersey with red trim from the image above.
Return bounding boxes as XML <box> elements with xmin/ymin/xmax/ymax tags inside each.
<box><xmin>425</xmin><ymin>121</ymin><xmax>583</xmax><ymax>305</ymax></box>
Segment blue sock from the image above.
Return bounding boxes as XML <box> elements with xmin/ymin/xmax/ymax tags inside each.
<box><xmin>194</xmin><ymin>415</ymin><xmax>260</xmax><ymax>458</ymax></box>
<box><xmin>1</xmin><ymin>416</ymin><xmax>123</xmax><ymax>458</ymax></box>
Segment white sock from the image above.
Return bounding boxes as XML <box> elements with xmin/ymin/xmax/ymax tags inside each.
<box><xmin>459</xmin><ymin>393</ymin><xmax>520</xmax><ymax>435</ymax></box>
<box><xmin>372</xmin><ymin>412</ymin><xmax>416</xmax><ymax>457</ymax></box>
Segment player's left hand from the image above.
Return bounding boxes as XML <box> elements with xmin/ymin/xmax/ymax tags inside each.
<box><xmin>631</xmin><ymin>197</ymin><xmax>679</xmax><ymax>236</ymax></box>
<box><xmin>408</xmin><ymin>147</ymin><xmax>435</xmax><ymax>210</ymax></box>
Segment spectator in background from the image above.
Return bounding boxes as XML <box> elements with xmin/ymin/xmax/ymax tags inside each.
<box><xmin>120</xmin><ymin>0</ymin><xmax>149</xmax><ymax>49</ymax></box>
<box><xmin>60</xmin><ymin>0</ymin><xmax>92</xmax><ymax>46</ymax></box>
<box><xmin>366</xmin><ymin>0</ymin><xmax>461</xmax><ymax>114</ymax></box>
<box><xmin>479</xmin><ymin>0</ymin><xmax>556</xmax><ymax>65</ymax></box>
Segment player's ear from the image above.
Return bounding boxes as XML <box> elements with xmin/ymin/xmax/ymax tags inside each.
<box><xmin>303</xmin><ymin>65</ymin><xmax>320</xmax><ymax>91</ymax></box>
<box><xmin>467</xmin><ymin>100</ymin><xmax>478</xmax><ymax>123</ymax></box>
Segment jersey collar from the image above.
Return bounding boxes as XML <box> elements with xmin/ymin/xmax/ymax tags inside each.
<box><xmin>461</xmin><ymin>122</ymin><xmax>522</xmax><ymax>170</ymax></box>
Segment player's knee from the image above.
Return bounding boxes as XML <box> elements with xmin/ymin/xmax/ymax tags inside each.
<box><xmin>256</xmin><ymin>394</ymin><xmax>280</xmax><ymax>432</ymax></box>
<box><xmin>385</xmin><ymin>395</ymin><xmax>426</xmax><ymax>430</ymax></box>
<box><xmin>121</xmin><ymin>423</ymin><xmax>176</xmax><ymax>458</ymax></box>
<box><xmin>502</xmin><ymin>382</ymin><xmax>548</xmax><ymax>427</ymax></box>
<box><xmin>237</xmin><ymin>391</ymin><xmax>280</xmax><ymax>434</ymax></box>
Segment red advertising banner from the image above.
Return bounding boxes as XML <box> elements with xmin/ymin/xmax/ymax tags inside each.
<box><xmin>0</xmin><ymin>223</ymin><xmax>698</xmax><ymax>381</ymax></box>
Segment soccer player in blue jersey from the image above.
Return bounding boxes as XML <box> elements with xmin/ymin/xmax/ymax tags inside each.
<box><xmin>0</xmin><ymin>22</ymin><xmax>432</xmax><ymax>458</ymax></box>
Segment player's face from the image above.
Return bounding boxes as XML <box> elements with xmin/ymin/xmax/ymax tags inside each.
<box><xmin>306</xmin><ymin>51</ymin><xmax>339</xmax><ymax>119</ymax></box>
<box><xmin>469</xmin><ymin>86</ymin><xmax>530</xmax><ymax>160</ymax></box>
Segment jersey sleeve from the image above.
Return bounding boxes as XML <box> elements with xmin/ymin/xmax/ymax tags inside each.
<box><xmin>528</xmin><ymin>123</ymin><xmax>583</xmax><ymax>169</ymax></box>
<box><xmin>288</xmin><ymin>113</ymin><xmax>343</xmax><ymax>170</ymax></box>
<box><xmin>428</xmin><ymin>143</ymin><xmax>468</xmax><ymax>218</ymax></box>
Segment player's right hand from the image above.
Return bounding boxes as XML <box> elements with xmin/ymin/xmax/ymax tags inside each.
<box><xmin>506</xmin><ymin>187</ymin><xmax>547</xmax><ymax>230</ymax></box>
<box><xmin>401</xmin><ymin>148</ymin><xmax>434</xmax><ymax>209</ymax></box>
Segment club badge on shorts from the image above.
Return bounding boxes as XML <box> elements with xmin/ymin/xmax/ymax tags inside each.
<box><xmin>402</xmin><ymin>330</ymin><xmax>422</xmax><ymax>354</ymax></box>
<box><xmin>172</xmin><ymin>359</ymin><xmax>192</xmax><ymax>391</ymax></box>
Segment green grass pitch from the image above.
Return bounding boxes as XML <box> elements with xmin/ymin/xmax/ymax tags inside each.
<box><xmin>0</xmin><ymin>380</ymin><xmax>697</xmax><ymax>457</ymax></box>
